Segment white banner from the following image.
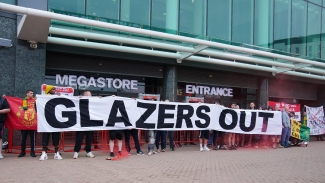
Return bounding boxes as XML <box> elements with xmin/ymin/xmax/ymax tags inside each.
<box><xmin>306</xmin><ymin>106</ymin><xmax>325</xmax><ymax>135</ymax></box>
<box><xmin>36</xmin><ymin>95</ymin><xmax>282</xmax><ymax>134</ymax></box>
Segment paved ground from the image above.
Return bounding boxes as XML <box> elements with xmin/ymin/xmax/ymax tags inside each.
<box><xmin>0</xmin><ymin>141</ymin><xmax>325</xmax><ymax>183</ymax></box>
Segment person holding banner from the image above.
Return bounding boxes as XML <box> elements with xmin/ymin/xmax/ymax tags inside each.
<box><xmin>280</xmin><ymin>106</ymin><xmax>291</xmax><ymax>148</ymax></box>
<box><xmin>73</xmin><ymin>91</ymin><xmax>95</xmax><ymax>159</ymax></box>
<box><xmin>39</xmin><ymin>85</ymin><xmax>63</xmax><ymax>161</ymax></box>
<box><xmin>0</xmin><ymin>94</ymin><xmax>10</xmax><ymax>159</ymax></box>
<box><xmin>244</xmin><ymin>102</ymin><xmax>256</xmax><ymax>148</ymax></box>
<box><xmin>228</xmin><ymin>103</ymin><xmax>237</xmax><ymax>150</ymax></box>
<box><xmin>18</xmin><ymin>90</ymin><xmax>36</xmax><ymax>158</ymax></box>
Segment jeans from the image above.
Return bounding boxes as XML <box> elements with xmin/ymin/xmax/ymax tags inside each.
<box><xmin>208</xmin><ymin>132</ymin><xmax>214</xmax><ymax>145</ymax></box>
<box><xmin>167</xmin><ymin>131</ymin><xmax>174</xmax><ymax>149</ymax></box>
<box><xmin>155</xmin><ymin>131</ymin><xmax>166</xmax><ymax>150</ymax></box>
<box><xmin>281</xmin><ymin>127</ymin><xmax>291</xmax><ymax>147</ymax></box>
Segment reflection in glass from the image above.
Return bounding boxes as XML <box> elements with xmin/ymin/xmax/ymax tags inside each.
<box><xmin>207</xmin><ymin>0</ymin><xmax>231</xmax><ymax>41</ymax></box>
<box><xmin>232</xmin><ymin>0</ymin><xmax>254</xmax><ymax>44</ymax></box>
<box><xmin>0</xmin><ymin>0</ymin><xmax>15</xmax><ymax>5</ymax></box>
<box><xmin>86</xmin><ymin>0</ymin><xmax>120</xmax><ymax>21</ymax></box>
<box><xmin>274</xmin><ymin>0</ymin><xmax>291</xmax><ymax>53</ymax></box>
<box><xmin>307</xmin><ymin>4</ymin><xmax>321</xmax><ymax>58</ymax></box>
<box><xmin>121</xmin><ymin>0</ymin><xmax>150</xmax><ymax>25</ymax></box>
<box><xmin>309</xmin><ymin>0</ymin><xmax>322</xmax><ymax>5</ymax></box>
<box><xmin>254</xmin><ymin>0</ymin><xmax>273</xmax><ymax>48</ymax></box>
<box><xmin>291</xmin><ymin>0</ymin><xmax>307</xmax><ymax>56</ymax></box>
<box><xmin>48</xmin><ymin>0</ymin><xmax>85</xmax><ymax>15</ymax></box>
<box><xmin>152</xmin><ymin>0</ymin><xmax>178</xmax><ymax>31</ymax></box>
<box><xmin>180</xmin><ymin>0</ymin><xmax>207</xmax><ymax>35</ymax></box>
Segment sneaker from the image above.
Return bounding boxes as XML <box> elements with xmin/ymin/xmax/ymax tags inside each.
<box><xmin>73</xmin><ymin>152</ymin><xmax>78</xmax><ymax>159</ymax></box>
<box><xmin>263</xmin><ymin>146</ymin><xmax>269</xmax><ymax>149</ymax></box>
<box><xmin>170</xmin><ymin>147</ymin><xmax>175</xmax><ymax>151</ymax></box>
<box><xmin>157</xmin><ymin>149</ymin><xmax>161</xmax><ymax>153</ymax></box>
<box><xmin>148</xmin><ymin>151</ymin><xmax>153</xmax><ymax>156</ymax></box>
<box><xmin>39</xmin><ymin>151</ymin><xmax>48</xmax><ymax>161</ymax></box>
<box><xmin>228</xmin><ymin>146</ymin><xmax>233</xmax><ymax>150</ymax></box>
<box><xmin>128</xmin><ymin>151</ymin><xmax>131</xmax><ymax>156</ymax></box>
<box><xmin>232</xmin><ymin>145</ymin><xmax>237</xmax><ymax>150</ymax></box>
<box><xmin>54</xmin><ymin>152</ymin><xmax>63</xmax><ymax>160</ymax></box>
<box><xmin>162</xmin><ymin>149</ymin><xmax>166</xmax><ymax>152</ymax></box>
<box><xmin>86</xmin><ymin>152</ymin><xmax>95</xmax><ymax>158</ymax></box>
<box><xmin>200</xmin><ymin>147</ymin><xmax>204</xmax><ymax>152</ymax></box>
<box><xmin>278</xmin><ymin>144</ymin><xmax>284</xmax><ymax>148</ymax></box>
<box><xmin>220</xmin><ymin>145</ymin><xmax>228</xmax><ymax>150</ymax></box>
<box><xmin>2</xmin><ymin>141</ymin><xmax>8</xmax><ymax>150</ymax></box>
<box><xmin>0</xmin><ymin>154</ymin><xmax>4</xmax><ymax>159</ymax></box>
<box><xmin>137</xmin><ymin>151</ymin><xmax>145</xmax><ymax>155</ymax></box>
<box><xmin>204</xmin><ymin>146</ymin><xmax>210</xmax><ymax>151</ymax></box>
<box><xmin>254</xmin><ymin>146</ymin><xmax>259</xmax><ymax>149</ymax></box>
<box><xmin>153</xmin><ymin>151</ymin><xmax>157</xmax><ymax>154</ymax></box>
<box><xmin>110</xmin><ymin>152</ymin><xmax>115</xmax><ymax>157</ymax></box>
<box><xmin>213</xmin><ymin>146</ymin><xmax>218</xmax><ymax>150</ymax></box>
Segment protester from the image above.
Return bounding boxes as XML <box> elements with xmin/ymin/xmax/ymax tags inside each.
<box><xmin>199</xmin><ymin>129</ymin><xmax>210</xmax><ymax>152</ymax></box>
<box><xmin>280</xmin><ymin>106</ymin><xmax>291</xmax><ymax>148</ymax></box>
<box><xmin>40</xmin><ymin>85</ymin><xmax>63</xmax><ymax>161</ymax></box>
<box><xmin>73</xmin><ymin>91</ymin><xmax>95</xmax><ymax>159</ymax></box>
<box><xmin>227</xmin><ymin>102</ymin><xmax>237</xmax><ymax>150</ymax></box>
<box><xmin>147</xmin><ymin>130</ymin><xmax>157</xmax><ymax>156</ymax></box>
<box><xmin>235</xmin><ymin>104</ymin><xmax>245</xmax><ymax>147</ymax></box>
<box><xmin>0</xmin><ymin>94</ymin><xmax>10</xmax><ymax>159</ymax></box>
<box><xmin>244</xmin><ymin>102</ymin><xmax>256</xmax><ymax>148</ymax></box>
<box><xmin>18</xmin><ymin>90</ymin><xmax>36</xmax><ymax>158</ymax></box>
<box><xmin>165</xmin><ymin>100</ymin><xmax>175</xmax><ymax>151</ymax></box>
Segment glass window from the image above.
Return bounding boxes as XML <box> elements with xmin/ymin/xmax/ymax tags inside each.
<box><xmin>48</xmin><ymin>0</ymin><xmax>85</xmax><ymax>16</ymax></box>
<box><xmin>254</xmin><ymin>0</ymin><xmax>274</xmax><ymax>48</ymax></box>
<box><xmin>309</xmin><ymin>0</ymin><xmax>322</xmax><ymax>5</ymax></box>
<box><xmin>322</xmin><ymin>8</ymin><xmax>325</xmax><ymax>59</ymax></box>
<box><xmin>207</xmin><ymin>0</ymin><xmax>231</xmax><ymax>41</ymax></box>
<box><xmin>180</xmin><ymin>0</ymin><xmax>207</xmax><ymax>36</ymax></box>
<box><xmin>232</xmin><ymin>0</ymin><xmax>254</xmax><ymax>44</ymax></box>
<box><xmin>291</xmin><ymin>0</ymin><xmax>307</xmax><ymax>56</ymax></box>
<box><xmin>274</xmin><ymin>0</ymin><xmax>291</xmax><ymax>53</ymax></box>
<box><xmin>0</xmin><ymin>0</ymin><xmax>15</xmax><ymax>5</ymax></box>
<box><xmin>152</xmin><ymin>0</ymin><xmax>179</xmax><ymax>31</ymax></box>
<box><xmin>86</xmin><ymin>0</ymin><xmax>120</xmax><ymax>21</ymax></box>
<box><xmin>307</xmin><ymin>4</ymin><xmax>321</xmax><ymax>59</ymax></box>
<box><xmin>120</xmin><ymin>0</ymin><xmax>150</xmax><ymax>25</ymax></box>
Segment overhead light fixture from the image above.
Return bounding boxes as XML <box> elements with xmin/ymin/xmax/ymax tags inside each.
<box><xmin>99</xmin><ymin>63</ymin><xmax>102</xmax><ymax>65</ymax></box>
<box><xmin>209</xmin><ymin>74</ymin><xmax>212</xmax><ymax>78</ymax></box>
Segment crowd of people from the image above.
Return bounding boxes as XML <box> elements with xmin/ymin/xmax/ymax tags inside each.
<box><xmin>0</xmin><ymin>85</ymin><xmax>321</xmax><ymax>160</ymax></box>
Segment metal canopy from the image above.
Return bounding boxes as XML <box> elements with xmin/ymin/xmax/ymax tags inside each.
<box><xmin>0</xmin><ymin>2</ymin><xmax>325</xmax><ymax>81</ymax></box>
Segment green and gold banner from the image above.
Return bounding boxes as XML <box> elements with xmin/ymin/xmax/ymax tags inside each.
<box><xmin>291</xmin><ymin>119</ymin><xmax>310</xmax><ymax>142</ymax></box>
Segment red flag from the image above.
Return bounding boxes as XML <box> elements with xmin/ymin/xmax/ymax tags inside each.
<box><xmin>4</xmin><ymin>96</ymin><xmax>37</xmax><ymax>130</ymax></box>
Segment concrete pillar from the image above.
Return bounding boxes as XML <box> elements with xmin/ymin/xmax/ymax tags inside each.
<box><xmin>163</xmin><ymin>65</ymin><xmax>177</xmax><ymax>102</ymax></box>
<box><xmin>257</xmin><ymin>77</ymin><xmax>269</xmax><ymax>109</ymax></box>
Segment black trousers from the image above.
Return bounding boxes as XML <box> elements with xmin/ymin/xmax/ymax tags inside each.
<box><xmin>42</xmin><ymin>132</ymin><xmax>60</xmax><ymax>147</ymax></box>
<box><xmin>20</xmin><ymin>130</ymin><xmax>36</xmax><ymax>152</ymax></box>
<box><xmin>124</xmin><ymin>129</ymin><xmax>141</xmax><ymax>153</ymax></box>
<box><xmin>74</xmin><ymin>131</ymin><xmax>93</xmax><ymax>153</ymax></box>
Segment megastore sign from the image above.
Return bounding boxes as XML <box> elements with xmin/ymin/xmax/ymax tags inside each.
<box><xmin>55</xmin><ymin>74</ymin><xmax>138</xmax><ymax>89</ymax></box>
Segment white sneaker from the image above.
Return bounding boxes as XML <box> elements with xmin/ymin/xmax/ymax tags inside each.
<box><xmin>200</xmin><ymin>147</ymin><xmax>204</xmax><ymax>152</ymax></box>
<box><xmin>153</xmin><ymin>151</ymin><xmax>157</xmax><ymax>154</ymax></box>
<box><xmin>204</xmin><ymin>147</ymin><xmax>211</xmax><ymax>151</ymax></box>
<box><xmin>39</xmin><ymin>151</ymin><xmax>48</xmax><ymax>161</ymax></box>
<box><xmin>73</xmin><ymin>152</ymin><xmax>78</xmax><ymax>159</ymax></box>
<box><xmin>0</xmin><ymin>154</ymin><xmax>4</xmax><ymax>159</ymax></box>
<box><xmin>54</xmin><ymin>152</ymin><xmax>63</xmax><ymax>160</ymax></box>
<box><xmin>148</xmin><ymin>151</ymin><xmax>153</xmax><ymax>156</ymax></box>
<box><xmin>86</xmin><ymin>152</ymin><xmax>95</xmax><ymax>158</ymax></box>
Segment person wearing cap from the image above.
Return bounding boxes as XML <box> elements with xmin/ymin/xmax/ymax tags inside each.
<box><xmin>39</xmin><ymin>85</ymin><xmax>63</xmax><ymax>161</ymax></box>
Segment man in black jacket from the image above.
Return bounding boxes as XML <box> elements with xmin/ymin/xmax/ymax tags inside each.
<box><xmin>0</xmin><ymin>95</ymin><xmax>10</xmax><ymax>159</ymax></box>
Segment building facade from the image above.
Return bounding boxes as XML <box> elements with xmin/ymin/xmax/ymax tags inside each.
<box><xmin>1</xmin><ymin>0</ymin><xmax>325</xmax><ymax>110</ymax></box>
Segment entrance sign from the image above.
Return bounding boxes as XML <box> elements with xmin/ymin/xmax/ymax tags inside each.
<box><xmin>186</xmin><ymin>85</ymin><xmax>233</xmax><ymax>97</ymax></box>
<box><xmin>55</xmin><ymin>74</ymin><xmax>138</xmax><ymax>89</ymax></box>
<box><xmin>36</xmin><ymin>95</ymin><xmax>282</xmax><ymax>134</ymax></box>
